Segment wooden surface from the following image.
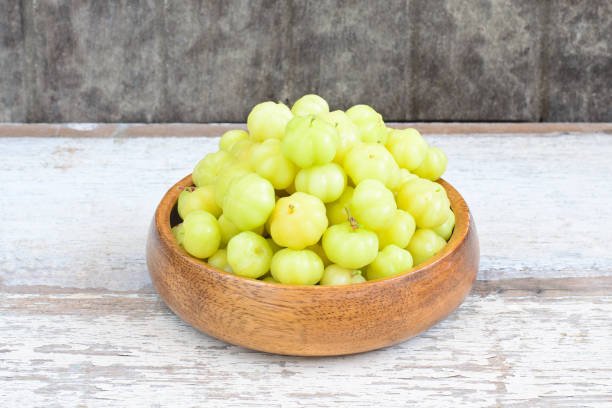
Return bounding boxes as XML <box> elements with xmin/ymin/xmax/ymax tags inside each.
<box><xmin>1</xmin><ymin>124</ymin><xmax>612</xmax><ymax>406</ymax></box>
<box><xmin>2</xmin><ymin>2</ymin><xmax>611</xmax><ymax>122</ymax></box>
<box><xmin>147</xmin><ymin>176</ymin><xmax>478</xmax><ymax>356</ymax></box>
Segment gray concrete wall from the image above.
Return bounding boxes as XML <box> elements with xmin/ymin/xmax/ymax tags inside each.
<box><xmin>1</xmin><ymin>0</ymin><xmax>610</xmax><ymax>123</ymax></box>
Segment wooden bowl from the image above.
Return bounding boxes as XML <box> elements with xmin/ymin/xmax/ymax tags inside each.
<box><xmin>147</xmin><ymin>175</ymin><xmax>479</xmax><ymax>356</ymax></box>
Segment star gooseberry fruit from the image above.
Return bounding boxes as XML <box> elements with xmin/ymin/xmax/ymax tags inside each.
<box><xmin>281</xmin><ymin>115</ymin><xmax>339</xmax><ymax>168</ymax></box>
<box><xmin>269</xmin><ymin>192</ymin><xmax>328</xmax><ymax>250</ymax></box>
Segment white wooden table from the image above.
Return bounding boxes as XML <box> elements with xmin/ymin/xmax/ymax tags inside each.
<box><xmin>1</xmin><ymin>123</ymin><xmax>611</xmax><ymax>407</ymax></box>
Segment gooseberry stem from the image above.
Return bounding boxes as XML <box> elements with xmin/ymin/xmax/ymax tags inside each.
<box><xmin>345</xmin><ymin>207</ymin><xmax>359</xmax><ymax>230</ymax></box>
<box><xmin>177</xmin><ymin>186</ymin><xmax>195</xmax><ymax>192</ymax></box>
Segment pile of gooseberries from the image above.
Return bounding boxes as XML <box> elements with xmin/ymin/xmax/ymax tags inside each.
<box><xmin>172</xmin><ymin>95</ymin><xmax>453</xmax><ymax>285</ymax></box>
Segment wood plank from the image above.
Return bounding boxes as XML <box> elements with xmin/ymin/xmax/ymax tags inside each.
<box><xmin>1</xmin><ymin>290</ymin><xmax>610</xmax><ymax>407</ymax></box>
<box><xmin>410</xmin><ymin>0</ymin><xmax>541</xmax><ymax>121</ymax></box>
<box><xmin>2</xmin><ymin>2</ymin><xmax>612</xmax><ymax>122</ymax></box>
<box><xmin>545</xmin><ymin>1</ymin><xmax>612</xmax><ymax>121</ymax></box>
<box><xmin>1</xmin><ymin>133</ymin><xmax>611</xmax><ymax>290</ymax></box>
<box><xmin>161</xmin><ymin>1</ymin><xmax>293</xmax><ymax>122</ymax></box>
<box><xmin>26</xmin><ymin>0</ymin><xmax>163</xmax><ymax>122</ymax></box>
<box><xmin>284</xmin><ymin>0</ymin><xmax>412</xmax><ymax>120</ymax></box>
<box><xmin>1</xmin><ymin>122</ymin><xmax>612</xmax><ymax>138</ymax></box>
<box><xmin>0</xmin><ymin>1</ymin><xmax>26</xmax><ymax>121</ymax></box>
<box><xmin>472</xmin><ymin>276</ymin><xmax>612</xmax><ymax>297</ymax></box>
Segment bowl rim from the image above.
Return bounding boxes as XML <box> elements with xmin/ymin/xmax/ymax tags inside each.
<box><xmin>155</xmin><ymin>174</ymin><xmax>472</xmax><ymax>291</ymax></box>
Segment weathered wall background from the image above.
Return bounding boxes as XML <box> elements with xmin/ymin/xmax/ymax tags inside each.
<box><xmin>0</xmin><ymin>0</ymin><xmax>610</xmax><ymax>123</ymax></box>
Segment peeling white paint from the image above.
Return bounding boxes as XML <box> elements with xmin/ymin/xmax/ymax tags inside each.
<box><xmin>65</xmin><ymin>123</ymin><xmax>100</xmax><ymax>131</ymax></box>
<box><xmin>1</xmin><ymin>134</ymin><xmax>611</xmax><ymax>290</ymax></box>
<box><xmin>0</xmin><ymin>292</ymin><xmax>610</xmax><ymax>407</ymax></box>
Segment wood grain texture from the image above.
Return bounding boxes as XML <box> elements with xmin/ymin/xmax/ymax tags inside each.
<box><xmin>3</xmin><ymin>2</ymin><xmax>611</xmax><ymax>122</ymax></box>
<box><xmin>0</xmin><ymin>0</ymin><xmax>25</xmax><ymax>121</ymax></box>
<box><xmin>147</xmin><ymin>176</ymin><xmax>478</xmax><ymax>355</ymax></box>
<box><xmin>161</xmin><ymin>1</ymin><xmax>293</xmax><ymax>122</ymax></box>
<box><xmin>285</xmin><ymin>0</ymin><xmax>412</xmax><ymax>120</ymax></box>
<box><xmin>411</xmin><ymin>0</ymin><xmax>541</xmax><ymax>121</ymax></box>
<box><xmin>546</xmin><ymin>0</ymin><xmax>612</xmax><ymax>121</ymax></box>
<box><xmin>1</xmin><ymin>288</ymin><xmax>611</xmax><ymax>407</ymax></box>
<box><xmin>26</xmin><ymin>0</ymin><xmax>163</xmax><ymax>122</ymax></box>
<box><xmin>1</xmin><ymin>132</ymin><xmax>611</xmax><ymax>291</ymax></box>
